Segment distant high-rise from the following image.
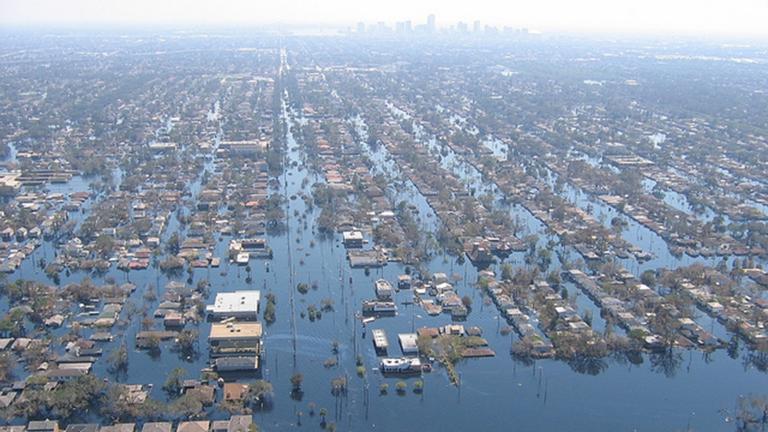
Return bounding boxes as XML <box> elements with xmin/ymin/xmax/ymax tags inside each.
<box><xmin>356</xmin><ymin>22</ymin><xmax>365</xmax><ymax>33</ymax></box>
<box><xmin>396</xmin><ymin>20</ymin><xmax>413</xmax><ymax>34</ymax></box>
<box><xmin>427</xmin><ymin>14</ymin><xmax>436</xmax><ymax>32</ymax></box>
<box><xmin>473</xmin><ymin>20</ymin><xmax>482</xmax><ymax>33</ymax></box>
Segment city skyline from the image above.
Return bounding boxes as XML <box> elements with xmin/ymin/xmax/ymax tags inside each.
<box><xmin>2</xmin><ymin>0</ymin><xmax>768</xmax><ymax>37</ymax></box>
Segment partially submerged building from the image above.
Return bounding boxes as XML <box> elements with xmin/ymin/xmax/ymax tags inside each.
<box><xmin>206</xmin><ymin>291</ymin><xmax>261</xmax><ymax>320</ymax></box>
<box><xmin>208</xmin><ymin>321</ymin><xmax>262</xmax><ymax>371</ymax></box>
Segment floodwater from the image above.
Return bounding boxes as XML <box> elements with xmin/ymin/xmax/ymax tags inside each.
<box><xmin>1</xmin><ymin>80</ymin><xmax>767</xmax><ymax>432</ymax></box>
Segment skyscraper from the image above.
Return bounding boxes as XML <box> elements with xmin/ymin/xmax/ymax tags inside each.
<box><xmin>427</xmin><ymin>14</ymin><xmax>436</xmax><ymax>32</ymax></box>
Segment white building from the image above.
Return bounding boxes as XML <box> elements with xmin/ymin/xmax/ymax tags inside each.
<box><xmin>379</xmin><ymin>357</ymin><xmax>421</xmax><ymax>374</ymax></box>
<box><xmin>206</xmin><ymin>291</ymin><xmax>261</xmax><ymax>320</ymax></box>
<box><xmin>342</xmin><ymin>231</ymin><xmax>364</xmax><ymax>248</ymax></box>
<box><xmin>398</xmin><ymin>333</ymin><xmax>419</xmax><ymax>355</ymax></box>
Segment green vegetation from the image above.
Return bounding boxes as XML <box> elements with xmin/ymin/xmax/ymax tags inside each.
<box><xmin>11</xmin><ymin>375</ymin><xmax>106</xmax><ymax>420</ymax></box>
<box><xmin>263</xmin><ymin>293</ymin><xmax>277</xmax><ymax>324</ymax></box>
<box><xmin>413</xmin><ymin>379</ymin><xmax>424</xmax><ymax>393</ymax></box>
<box><xmin>247</xmin><ymin>380</ymin><xmax>274</xmax><ymax>408</ymax></box>
<box><xmin>330</xmin><ymin>376</ymin><xmax>347</xmax><ymax>396</ymax></box>
<box><xmin>296</xmin><ymin>282</ymin><xmax>309</xmax><ymax>294</ymax></box>
<box><xmin>290</xmin><ymin>372</ymin><xmax>304</xmax><ymax>391</ymax></box>
<box><xmin>163</xmin><ymin>367</ymin><xmax>186</xmax><ymax>397</ymax></box>
<box><xmin>108</xmin><ymin>342</ymin><xmax>129</xmax><ymax>374</ymax></box>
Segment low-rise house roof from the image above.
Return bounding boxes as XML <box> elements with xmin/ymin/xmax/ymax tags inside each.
<box><xmin>0</xmin><ymin>391</ymin><xmax>18</xmax><ymax>408</ymax></box>
<box><xmin>209</xmin><ymin>322</ymin><xmax>262</xmax><ymax>342</ymax></box>
<box><xmin>227</xmin><ymin>416</ymin><xmax>253</xmax><ymax>432</ymax></box>
<box><xmin>176</xmin><ymin>422</ymin><xmax>209</xmax><ymax>432</ymax></box>
<box><xmin>223</xmin><ymin>383</ymin><xmax>248</xmax><ymax>402</ymax></box>
<box><xmin>44</xmin><ymin>368</ymin><xmax>88</xmax><ymax>381</ymax></box>
<box><xmin>141</xmin><ymin>423</ymin><xmax>171</xmax><ymax>432</ymax></box>
<box><xmin>27</xmin><ymin>421</ymin><xmax>58</xmax><ymax>432</ymax></box>
<box><xmin>99</xmin><ymin>424</ymin><xmax>134</xmax><ymax>432</ymax></box>
<box><xmin>210</xmin><ymin>422</ymin><xmax>228</xmax><ymax>432</ymax></box>
<box><xmin>64</xmin><ymin>424</ymin><xmax>99</xmax><ymax>432</ymax></box>
<box><xmin>185</xmin><ymin>384</ymin><xmax>216</xmax><ymax>406</ymax></box>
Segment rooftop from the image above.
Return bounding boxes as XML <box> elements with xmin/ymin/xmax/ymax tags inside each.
<box><xmin>206</xmin><ymin>290</ymin><xmax>260</xmax><ymax>317</ymax></box>
<box><xmin>342</xmin><ymin>230</ymin><xmax>363</xmax><ymax>241</ymax></box>
<box><xmin>209</xmin><ymin>322</ymin><xmax>263</xmax><ymax>340</ymax></box>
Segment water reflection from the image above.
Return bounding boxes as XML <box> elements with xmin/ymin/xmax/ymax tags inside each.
<box><xmin>649</xmin><ymin>349</ymin><xmax>685</xmax><ymax>378</ymax></box>
<box><xmin>567</xmin><ymin>356</ymin><xmax>609</xmax><ymax>376</ymax></box>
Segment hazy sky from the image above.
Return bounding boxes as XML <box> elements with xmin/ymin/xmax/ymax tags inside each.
<box><xmin>2</xmin><ymin>0</ymin><xmax>768</xmax><ymax>37</ymax></box>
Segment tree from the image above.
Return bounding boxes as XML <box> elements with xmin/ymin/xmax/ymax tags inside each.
<box><xmin>737</xmin><ymin>395</ymin><xmax>768</xmax><ymax>430</ymax></box>
<box><xmin>100</xmin><ymin>384</ymin><xmax>141</xmax><ymax>420</ymax></box>
<box><xmin>413</xmin><ymin>379</ymin><xmax>424</xmax><ymax>393</ymax></box>
<box><xmin>640</xmin><ymin>270</ymin><xmax>657</xmax><ymax>287</ymax></box>
<box><xmin>163</xmin><ymin>367</ymin><xmax>186</xmax><ymax>397</ymax></box>
<box><xmin>144</xmin><ymin>334</ymin><xmax>161</xmax><ymax>355</ymax></box>
<box><xmin>0</xmin><ymin>352</ymin><xmax>14</xmax><ymax>382</ymax></box>
<box><xmin>330</xmin><ymin>376</ymin><xmax>347</xmax><ymax>396</ymax></box>
<box><xmin>48</xmin><ymin>375</ymin><xmax>107</xmax><ymax>419</ymax></box>
<box><xmin>166</xmin><ymin>233</ymin><xmax>181</xmax><ymax>255</ymax></box>
<box><xmin>94</xmin><ymin>234</ymin><xmax>115</xmax><ymax>258</ymax></box>
<box><xmin>290</xmin><ymin>372</ymin><xmax>304</xmax><ymax>391</ymax></box>
<box><xmin>169</xmin><ymin>392</ymin><xmax>204</xmax><ymax>419</ymax></box>
<box><xmin>108</xmin><ymin>342</ymin><xmax>129</xmax><ymax>374</ymax></box>
<box><xmin>263</xmin><ymin>293</ymin><xmax>277</xmax><ymax>324</ymax></box>
<box><xmin>176</xmin><ymin>329</ymin><xmax>199</xmax><ymax>358</ymax></box>
<box><xmin>546</xmin><ymin>270</ymin><xmax>562</xmax><ymax>287</ymax></box>
<box><xmin>247</xmin><ymin>380</ymin><xmax>274</xmax><ymax>408</ymax></box>
<box><xmin>22</xmin><ymin>342</ymin><xmax>49</xmax><ymax>371</ymax></box>
<box><xmin>0</xmin><ymin>308</ymin><xmax>25</xmax><ymax>338</ymax></box>
<box><xmin>501</xmin><ymin>263</ymin><xmax>513</xmax><ymax>281</ymax></box>
<box><xmin>649</xmin><ymin>306</ymin><xmax>677</xmax><ymax>348</ymax></box>
<box><xmin>296</xmin><ymin>283</ymin><xmax>309</xmax><ymax>294</ymax></box>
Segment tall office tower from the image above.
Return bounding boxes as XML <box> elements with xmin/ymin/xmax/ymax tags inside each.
<box><xmin>473</xmin><ymin>20</ymin><xmax>482</xmax><ymax>33</ymax></box>
<box><xmin>427</xmin><ymin>14</ymin><xmax>436</xmax><ymax>32</ymax></box>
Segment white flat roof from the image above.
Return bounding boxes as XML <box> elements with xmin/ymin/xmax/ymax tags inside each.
<box><xmin>398</xmin><ymin>333</ymin><xmax>418</xmax><ymax>350</ymax></box>
<box><xmin>343</xmin><ymin>231</ymin><xmax>364</xmax><ymax>240</ymax></box>
<box><xmin>206</xmin><ymin>290</ymin><xmax>260</xmax><ymax>315</ymax></box>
